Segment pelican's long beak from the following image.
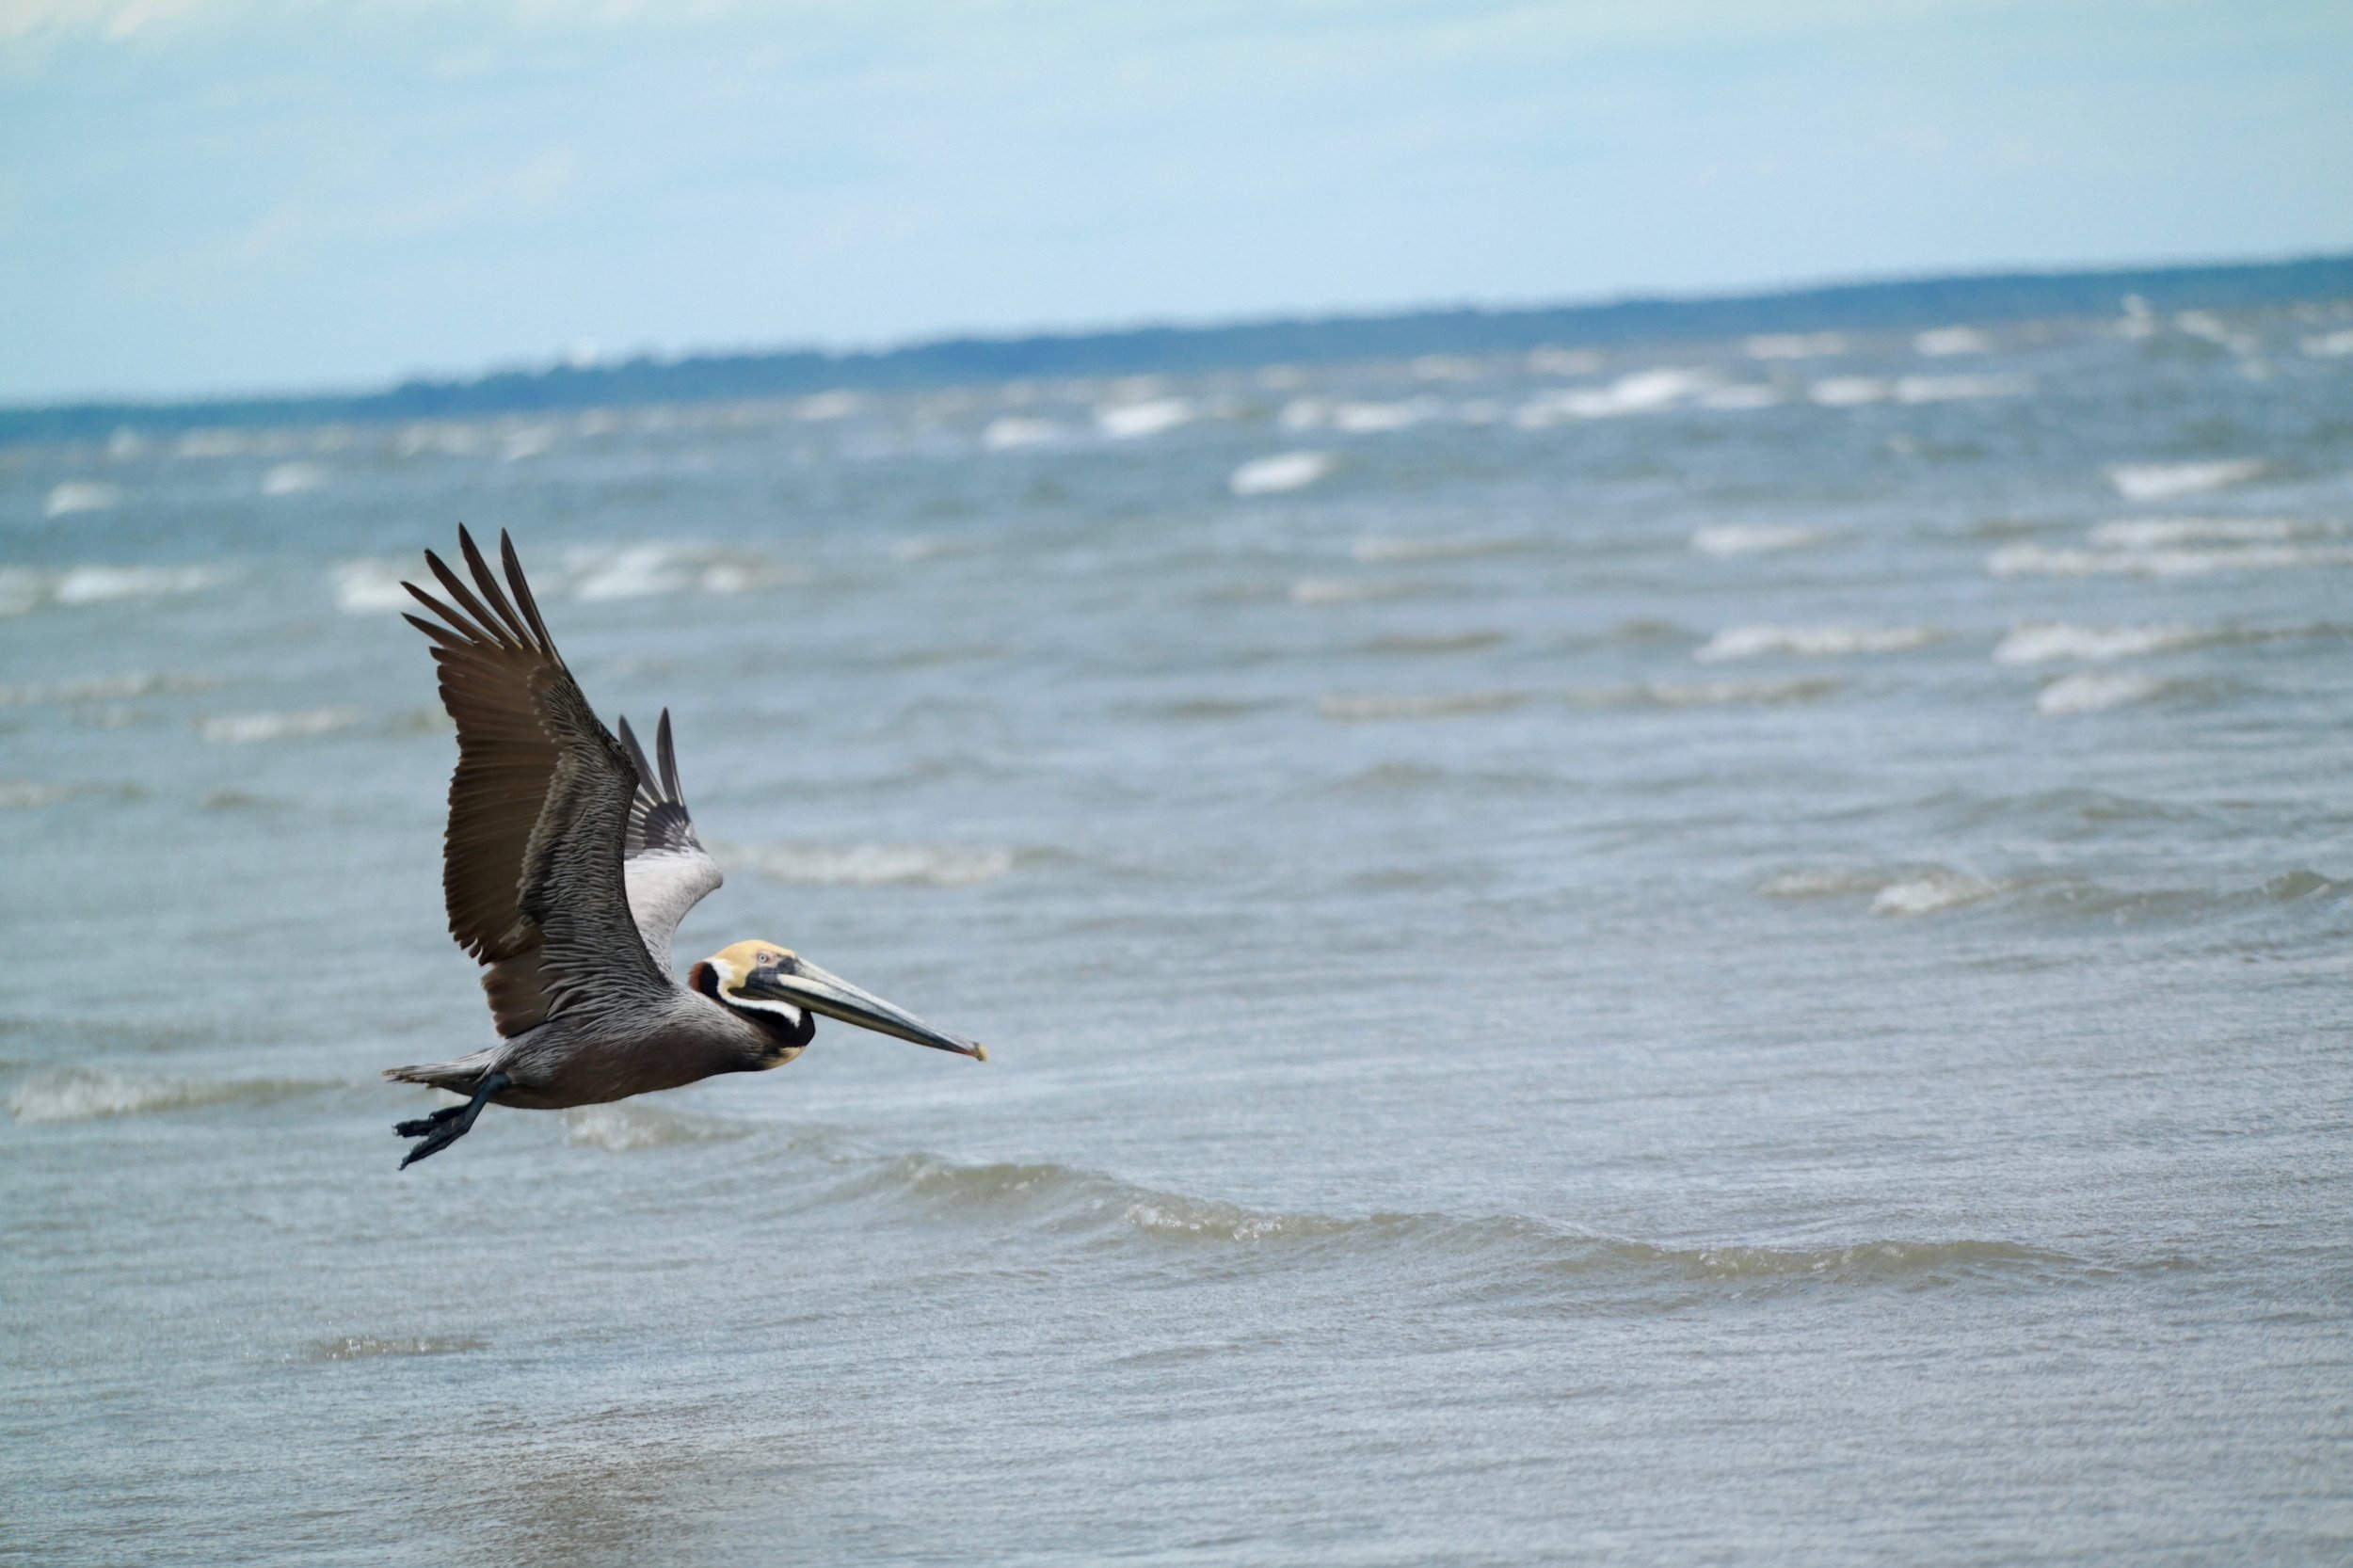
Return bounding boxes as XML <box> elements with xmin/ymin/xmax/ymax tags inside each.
<box><xmin>740</xmin><ymin>961</ymin><xmax>987</xmax><ymax>1061</ymax></box>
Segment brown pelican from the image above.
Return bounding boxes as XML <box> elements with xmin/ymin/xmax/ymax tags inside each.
<box><xmin>385</xmin><ymin>527</ymin><xmax>984</xmax><ymax>1168</ymax></box>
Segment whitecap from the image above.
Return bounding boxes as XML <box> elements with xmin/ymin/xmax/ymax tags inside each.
<box><xmin>44</xmin><ymin>481</ymin><xmax>120</xmax><ymax>517</ymax></box>
<box><xmin>2036</xmin><ymin>671</ymin><xmax>2168</xmax><ymax>716</ymax></box>
<box><xmin>1993</xmin><ymin>622</ymin><xmax>2205</xmax><ymax>664</ymax></box>
<box><xmin>1275</xmin><ymin>398</ymin><xmax>1329</xmax><ymax>431</ymax></box>
<box><xmin>564</xmin><ymin>543</ymin><xmax>796</xmax><ymax>600</ymax></box>
<box><xmin>499</xmin><ymin>425</ymin><xmax>558</xmax><ymax>462</ymax></box>
<box><xmin>1808</xmin><ymin>376</ymin><xmax>1891</xmax><ymax>407</ymax></box>
<box><xmin>732</xmin><ymin>841</ymin><xmax>1016</xmax><ymax>888</ymax></box>
<box><xmin>1871</xmin><ymin>871</ymin><xmax>2004</xmax><ymax>916</ymax></box>
<box><xmin>1230</xmin><ymin>451</ymin><xmax>1333</xmax><ymax>496</ymax></box>
<box><xmin>199</xmin><ymin>707</ymin><xmax>357</xmax><ymax>744</ymax></box>
<box><xmin>1410</xmin><ymin>355</ymin><xmax>1483</xmax><ymax>380</ymax></box>
<box><xmin>51</xmin><ymin>565</ymin><xmax>217</xmax><ymax>605</ymax></box>
<box><xmin>2303</xmin><ymin>328</ymin><xmax>2353</xmax><ymax>358</ymax></box>
<box><xmin>1329</xmin><ymin>399</ymin><xmax>1434</xmax><ymax>434</ymax></box>
<box><xmin>1319</xmin><ymin>691</ymin><xmax>1525</xmax><ymax>721</ymax></box>
<box><xmin>1914</xmin><ymin>326</ymin><xmax>1993</xmax><ymax>356</ymax></box>
<box><xmin>260</xmin><ymin>461</ymin><xmax>326</xmax><ymax>496</ymax></box>
<box><xmin>2105</xmin><ymin>458</ymin><xmax>2264</xmax><ymax>501</ymax></box>
<box><xmin>982</xmin><ymin>416</ymin><xmax>1064</xmax><ymax>450</ymax></box>
<box><xmin>1689</xmin><ymin>523</ymin><xmax>1829</xmax><ymax>556</ymax></box>
<box><xmin>1096</xmin><ymin>398</ymin><xmax>1193</xmax><ymax>440</ymax></box>
<box><xmin>1694</xmin><ymin>624</ymin><xmax>1945</xmax><ymax>662</ymax></box>
<box><xmin>330</xmin><ymin>559</ymin><xmax>413</xmax><ymax>614</ymax></box>
<box><xmin>1746</xmin><ymin>332</ymin><xmax>1847</xmax><ymax>360</ymax></box>
<box><xmin>1515</xmin><ymin>367</ymin><xmax>1714</xmax><ymax>425</ymax></box>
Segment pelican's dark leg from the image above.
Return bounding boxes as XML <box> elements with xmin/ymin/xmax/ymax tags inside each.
<box><xmin>395</xmin><ymin>1072</ymin><xmax>511</xmax><ymax>1169</ymax></box>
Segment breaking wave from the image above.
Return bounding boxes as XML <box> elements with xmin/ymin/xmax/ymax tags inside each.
<box><xmin>7</xmin><ymin>1068</ymin><xmax>327</xmax><ymax>1124</ymax></box>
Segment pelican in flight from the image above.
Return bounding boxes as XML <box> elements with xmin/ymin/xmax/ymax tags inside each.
<box><xmin>385</xmin><ymin>527</ymin><xmax>984</xmax><ymax>1168</ymax></box>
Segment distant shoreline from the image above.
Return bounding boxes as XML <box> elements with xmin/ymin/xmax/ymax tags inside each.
<box><xmin>8</xmin><ymin>250</ymin><xmax>2349</xmax><ymax>444</ymax></box>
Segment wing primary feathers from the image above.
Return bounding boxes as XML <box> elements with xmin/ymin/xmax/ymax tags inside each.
<box><xmin>422</xmin><ymin>549</ymin><xmax>509</xmax><ymax>646</ymax></box>
<box><xmin>499</xmin><ymin>529</ymin><xmax>559</xmax><ymax>658</ymax></box>
<box><xmin>458</xmin><ymin>526</ymin><xmax>532</xmax><ymax>646</ymax></box>
<box><xmin>657</xmin><ymin>709</ymin><xmax>685</xmax><ymax>804</ymax></box>
<box><xmin>617</xmin><ymin>713</ymin><xmax>657</xmax><ymax>791</ymax></box>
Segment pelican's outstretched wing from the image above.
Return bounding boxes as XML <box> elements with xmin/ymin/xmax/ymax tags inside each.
<box><xmin>401</xmin><ymin>526</ymin><xmax>671</xmax><ymax>1037</ymax></box>
<box><xmin>616</xmin><ymin>709</ymin><xmax>724</xmax><ymax>977</ymax></box>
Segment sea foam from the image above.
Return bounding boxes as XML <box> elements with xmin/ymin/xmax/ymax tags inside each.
<box><xmin>1694</xmin><ymin>625</ymin><xmax>1945</xmax><ymax>662</ymax></box>
<box><xmin>1230</xmin><ymin>451</ymin><xmax>1333</xmax><ymax>496</ymax></box>
<box><xmin>2105</xmin><ymin>459</ymin><xmax>2264</xmax><ymax>501</ymax></box>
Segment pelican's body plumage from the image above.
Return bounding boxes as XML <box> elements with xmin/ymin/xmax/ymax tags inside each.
<box><xmin>384</xmin><ymin>527</ymin><xmax>982</xmax><ymax>1166</ymax></box>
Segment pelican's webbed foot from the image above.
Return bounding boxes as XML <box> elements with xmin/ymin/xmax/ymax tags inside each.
<box><xmin>394</xmin><ymin>1072</ymin><xmax>511</xmax><ymax>1169</ymax></box>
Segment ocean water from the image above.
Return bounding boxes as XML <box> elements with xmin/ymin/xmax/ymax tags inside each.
<box><xmin>4</xmin><ymin>303</ymin><xmax>2352</xmax><ymax>1564</ymax></box>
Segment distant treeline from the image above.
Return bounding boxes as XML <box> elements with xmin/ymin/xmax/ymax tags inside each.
<box><xmin>9</xmin><ymin>252</ymin><xmax>2350</xmax><ymax>444</ymax></box>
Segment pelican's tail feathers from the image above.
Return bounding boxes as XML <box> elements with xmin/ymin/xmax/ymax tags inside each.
<box><xmin>383</xmin><ymin>1048</ymin><xmax>503</xmax><ymax>1095</ymax></box>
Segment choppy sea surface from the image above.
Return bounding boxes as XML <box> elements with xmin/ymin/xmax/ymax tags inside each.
<box><xmin>5</xmin><ymin>302</ymin><xmax>2352</xmax><ymax>1565</ymax></box>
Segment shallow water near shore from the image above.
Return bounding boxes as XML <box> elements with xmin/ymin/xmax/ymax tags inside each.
<box><xmin>4</xmin><ymin>304</ymin><xmax>2352</xmax><ymax>1564</ymax></box>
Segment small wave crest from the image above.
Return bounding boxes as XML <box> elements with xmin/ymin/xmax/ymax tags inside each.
<box><xmin>8</xmin><ymin>1067</ymin><xmax>323</xmax><ymax>1124</ymax></box>
<box><xmin>1229</xmin><ymin>450</ymin><xmax>1333</xmax><ymax>495</ymax></box>
<box><xmin>1694</xmin><ymin>624</ymin><xmax>1945</xmax><ymax>662</ymax></box>
<box><xmin>835</xmin><ymin>1148</ymin><xmax>2073</xmax><ymax>1293</ymax></box>
<box><xmin>2105</xmin><ymin>458</ymin><xmax>2264</xmax><ymax>501</ymax></box>
<box><xmin>728</xmin><ymin>840</ymin><xmax>1017</xmax><ymax>888</ymax></box>
<box><xmin>565</xmin><ymin>1102</ymin><xmax>751</xmax><ymax>1151</ymax></box>
<box><xmin>1569</xmin><ymin>678</ymin><xmax>1841</xmax><ymax>709</ymax></box>
<box><xmin>199</xmin><ymin>707</ymin><xmax>358</xmax><ymax>744</ymax></box>
<box><xmin>305</xmin><ymin>1335</ymin><xmax>488</xmax><ymax>1362</ymax></box>
<box><xmin>1988</xmin><ymin>542</ymin><xmax>2353</xmax><ymax>578</ymax></box>
<box><xmin>2035</xmin><ymin>671</ymin><xmax>2173</xmax><ymax>716</ymax></box>
<box><xmin>1690</xmin><ymin>524</ymin><xmax>1830</xmax><ymax>556</ymax></box>
<box><xmin>0</xmin><ymin>564</ymin><xmax>219</xmax><ymax>617</ymax></box>
<box><xmin>1760</xmin><ymin>866</ymin><xmax>2006</xmax><ymax>916</ymax></box>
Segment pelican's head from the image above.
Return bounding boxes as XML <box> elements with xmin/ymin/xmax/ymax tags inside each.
<box><xmin>691</xmin><ymin>939</ymin><xmax>987</xmax><ymax>1064</ymax></box>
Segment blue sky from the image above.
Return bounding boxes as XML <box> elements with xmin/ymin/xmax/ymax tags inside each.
<box><xmin>4</xmin><ymin>0</ymin><xmax>2350</xmax><ymax>403</ymax></box>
